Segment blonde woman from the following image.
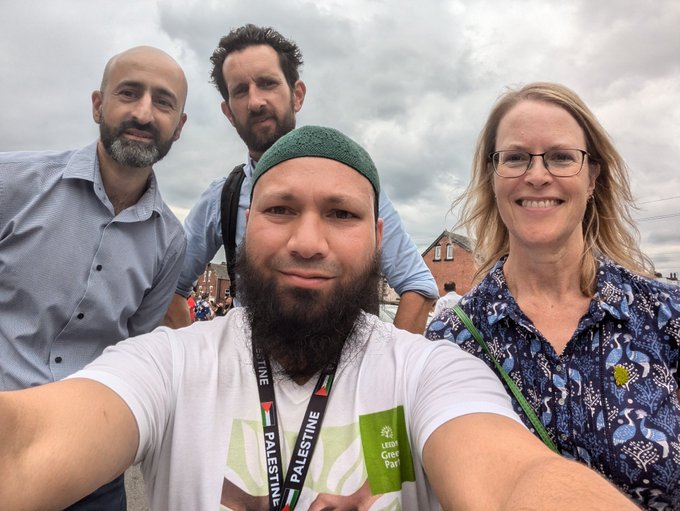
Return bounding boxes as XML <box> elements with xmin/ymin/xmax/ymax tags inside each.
<box><xmin>427</xmin><ymin>82</ymin><xmax>680</xmax><ymax>509</ymax></box>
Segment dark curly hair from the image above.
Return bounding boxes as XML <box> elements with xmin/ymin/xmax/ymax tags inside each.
<box><xmin>210</xmin><ymin>24</ymin><xmax>303</xmax><ymax>101</ymax></box>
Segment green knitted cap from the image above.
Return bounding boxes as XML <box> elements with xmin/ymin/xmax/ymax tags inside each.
<box><xmin>252</xmin><ymin>125</ymin><xmax>380</xmax><ymax>200</ymax></box>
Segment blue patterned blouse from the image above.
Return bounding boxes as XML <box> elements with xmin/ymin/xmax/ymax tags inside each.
<box><xmin>426</xmin><ymin>257</ymin><xmax>680</xmax><ymax>509</ymax></box>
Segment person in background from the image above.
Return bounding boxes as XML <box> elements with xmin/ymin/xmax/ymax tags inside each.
<box><xmin>194</xmin><ymin>293</ymin><xmax>213</xmax><ymax>321</ymax></box>
<box><xmin>426</xmin><ymin>82</ymin><xmax>680</xmax><ymax>509</ymax></box>
<box><xmin>187</xmin><ymin>290</ymin><xmax>197</xmax><ymax>322</ymax></box>
<box><xmin>0</xmin><ymin>125</ymin><xmax>637</xmax><ymax>510</ymax></box>
<box><xmin>433</xmin><ymin>281</ymin><xmax>462</xmax><ymax>317</ymax></box>
<box><xmin>162</xmin><ymin>24</ymin><xmax>438</xmax><ymax>333</ymax></box>
<box><xmin>0</xmin><ymin>46</ymin><xmax>188</xmax><ymax>510</ymax></box>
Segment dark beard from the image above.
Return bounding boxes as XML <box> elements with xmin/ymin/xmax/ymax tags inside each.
<box><xmin>236</xmin><ymin>244</ymin><xmax>381</xmax><ymax>382</ymax></box>
<box><xmin>233</xmin><ymin>97</ymin><xmax>296</xmax><ymax>156</ymax></box>
<box><xmin>99</xmin><ymin>112</ymin><xmax>173</xmax><ymax>168</ymax></box>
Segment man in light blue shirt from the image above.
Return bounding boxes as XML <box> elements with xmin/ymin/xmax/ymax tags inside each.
<box><xmin>0</xmin><ymin>46</ymin><xmax>188</xmax><ymax>510</ymax></box>
<box><xmin>164</xmin><ymin>25</ymin><xmax>438</xmax><ymax>333</ymax></box>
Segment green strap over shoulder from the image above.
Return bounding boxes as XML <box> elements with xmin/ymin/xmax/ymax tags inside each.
<box><xmin>452</xmin><ymin>305</ymin><xmax>560</xmax><ymax>454</ymax></box>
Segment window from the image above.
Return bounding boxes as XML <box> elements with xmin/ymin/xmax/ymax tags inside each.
<box><xmin>446</xmin><ymin>244</ymin><xmax>453</xmax><ymax>260</ymax></box>
<box><xmin>434</xmin><ymin>245</ymin><xmax>442</xmax><ymax>261</ymax></box>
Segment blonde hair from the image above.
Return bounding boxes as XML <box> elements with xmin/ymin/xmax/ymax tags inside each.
<box><xmin>454</xmin><ymin>82</ymin><xmax>654</xmax><ymax>295</ymax></box>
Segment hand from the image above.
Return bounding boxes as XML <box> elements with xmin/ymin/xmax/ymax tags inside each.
<box><xmin>309</xmin><ymin>480</ymin><xmax>380</xmax><ymax>511</ymax></box>
<box><xmin>220</xmin><ymin>477</ymin><xmax>269</xmax><ymax>511</ymax></box>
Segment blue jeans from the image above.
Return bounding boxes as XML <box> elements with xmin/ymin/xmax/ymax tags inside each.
<box><xmin>63</xmin><ymin>474</ymin><xmax>126</xmax><ymax>511</ymax></box>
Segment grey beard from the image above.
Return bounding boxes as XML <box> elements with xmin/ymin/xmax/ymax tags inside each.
<box><xmin>108</xmin><ymin>138</ymin><xmax>160</xmax><ymax>168</ymax></box>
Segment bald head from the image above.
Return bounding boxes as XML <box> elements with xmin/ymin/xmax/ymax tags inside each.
<box><xmin>92</xmin><ymin>45</ymin><xmax>188</xmax><ymax>170</ymax></box>
<box><xmin>100</xmin><ymin>46</ymin><xmax>188</xmax><ymax>111</ymax></box>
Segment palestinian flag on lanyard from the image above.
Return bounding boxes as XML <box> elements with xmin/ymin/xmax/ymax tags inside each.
<box><xmin>261</xmin><ymin>401</ymin><xmax>275</xmax><ymax>427</ymax></box>
<box><xmin>314</xmin><ymin>374</ymin><xmax>334</xmax><ymax>397</ymax></box>
<box><xmin>281</xmin><ymin>488</ymin><xmax>300</xmax><ymax>511</ymax></box>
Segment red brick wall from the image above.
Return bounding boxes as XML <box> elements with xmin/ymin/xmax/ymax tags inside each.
<box><xmin>423</xmin><ymin>242</ymin><xmax>476</xmax><ymax>296</ymax></box>
<box><xmin>196</xmin><ymin>263</ymin><xmax>231</xmax><ymax>300</ymax></box>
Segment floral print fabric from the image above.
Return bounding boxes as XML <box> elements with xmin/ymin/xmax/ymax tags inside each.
<box><xmin>426</xmin><ymin>257</ymin><xmax>680</xmax><ymax>509</ymax></box>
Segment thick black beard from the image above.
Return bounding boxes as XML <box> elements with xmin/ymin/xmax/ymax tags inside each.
<box><xmin>236</xmin><ymin>244</ymin><xmax>381</xmax><ymax>382</ymax></box>
<box><xmin>99</xmin><ymin>112</ymin><xmax>173</xmax><ymax>168</ymax></box>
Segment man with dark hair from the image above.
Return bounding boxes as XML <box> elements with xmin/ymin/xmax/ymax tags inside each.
<box><xmin>0</xmin><ymin>126</ymin><xmax>636</xmax><ymax>510</ymax></box>
<box><xmin>433</xmin><ymin>280</ymin><xmax>462</xmax><ymax>316</ymax></box>
<box><xmin>208</xmin><ymin>24</ymin><xmax>303</xmax><ymax>107</ymax></box>
<box><xmin>163</xmin><ymin>24</ymin><xmax>438</xmax><ymax>333</ymax></box>
<box><xmin>0</xmin><ymin>46</ymin><xmax>188</xmax><ymax>509</ymax></box>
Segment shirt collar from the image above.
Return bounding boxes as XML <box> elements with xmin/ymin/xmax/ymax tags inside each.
<box><xmin>477</xmin><ymin>256</ymin><xmax>632</xmax><ymax>328</ymax></box>
<box><xmin>244</xmin><ymin>153</ymin><xmax>256</xmax><ymax>178</ymax></box>
<box><xmin>62</xmin><ymin>141</ymin><xmax>99</xmax><ymax>182</ymax></box>
<box><xmin>592</xmin><ymin>256</ymin><xmax>634</xmax><ymax>321</ymax></box>
<box><xmin>63</xmin><ymin>141</ymin><xmax>164</xmax><ymax>221</ymax></box>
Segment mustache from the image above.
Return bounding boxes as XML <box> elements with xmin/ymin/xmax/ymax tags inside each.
<box><xmin>116</xmin><ymin>119</ymin><xmax>160</xmax><ymax>140</ymax></box>
<box><xmin>247</xmin><ymin>109</ymin><xmax>273</xmax><ymax>125</ymax></box>
<box><xmin>269</xmin><ymin>257</ymin><xmax>343</xmax><ymax>279</ymax></box>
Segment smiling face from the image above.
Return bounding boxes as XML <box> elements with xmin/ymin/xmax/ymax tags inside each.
<box><xmin>221</xmin><ymin>44</ymin><xmax>305</xmax><ymax>160</ymax></box>
<box><xmin>92</xmin><ymin>47</ymin><xmax>187</xmax><ymax>168</ymax></box>
<box><xmin>492</xmin><ymin>100</ymin><xmax>597</xmax><ymax>254</ymax></box>
<box><xmin>239</xmin><ymin>156</ymin><xmax>383</xmax><ymax>380</ymax></box>
<box><xmin>245</xmin><ymin>156</ymin><xmax>382</xmax><ymax>310</ymax></box>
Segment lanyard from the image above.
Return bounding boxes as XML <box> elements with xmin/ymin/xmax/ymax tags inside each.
<box><xmin>252</xmin><ymin>345</ymin><xmax>336</xmax><ymax>511</ymax></box>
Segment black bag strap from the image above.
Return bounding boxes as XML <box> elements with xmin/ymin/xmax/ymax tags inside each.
<box><xmin>220</xmin><ymin>163</ymin><xmax>246</xmax><ymax>298</ymax></box>
<box><xmin>452</xmin><ymin>305</ymin><xmax>560</xmax><ymax>453</ymax></box>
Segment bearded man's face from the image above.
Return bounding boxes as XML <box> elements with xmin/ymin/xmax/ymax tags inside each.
<box><xmin>238</xmin><ymin>156</ymin><xmax>383</xmax><ymax>381</ymax></box>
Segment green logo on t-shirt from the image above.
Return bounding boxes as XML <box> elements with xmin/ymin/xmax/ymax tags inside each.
<box><xmin>359</xmin><ymin>406</ymin><xmax>415</xmax><ymax>494</ymax></box>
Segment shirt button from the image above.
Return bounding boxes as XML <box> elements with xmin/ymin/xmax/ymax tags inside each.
<box><xmin>560</xmin><ymin>433</ymin><xmax>568</xmax><ymax>442</ymax></box>
<box><xmin>558</xmin><ymin>398</ymin><xmax>565</xmax><ymax>406</ymax></box>
<box><xmin>55</xmin><ymin>356</ymin><xmax>62</xmax><ymax>363</ymax></box>
<box><xmin>96</xmin><ymin>265</ymin><xmax>103</xmax><ymax>271</ymax></box>
<box><xmin>77</xmin><ymin>313</ymin><xmax>84</xmax><ymax>319</ymax></box>
<box><xmin>555</xmin><ymin>364</ymin><xmax>563</xmax><ymax>372</ymax></box>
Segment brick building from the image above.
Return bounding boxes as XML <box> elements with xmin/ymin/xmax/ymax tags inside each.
<box><xmin>422</xmin><ymin>231</ymin><xmax>476</xmax><ymax>296</ymax></box>
<box><xmin>195</xmin><ymin>262</ymin><xmax>231</xmax><ymax>301</ymax></box>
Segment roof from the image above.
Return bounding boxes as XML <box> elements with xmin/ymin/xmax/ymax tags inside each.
<box><xmin>421</xmin><ymin>230</ymin><xmax>473</xmax><ymax>256</ymax></box>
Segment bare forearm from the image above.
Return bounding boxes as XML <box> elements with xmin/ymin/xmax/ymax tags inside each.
<box><xmin>393</xmin><ymin>291</ymin><xmax>435</xmax><ymax>334</ymax></box>
<box><xmin>162</xmin><ymin>293</ymin><xmax>192</xmax><ymax>328</ymax></box>
<box><xmin>0</xmin><ymin>391</ymin><xmax>66</xmax><ymax>509</ymax></box>
<box><xmin>425</xmin><ymin>415</ymin><xmax>638</xmax><ymax>511</ymax></box>
<box><xmin>0</xmin><ymin>381</ymin><xmax>138</xmax><ymax>509</ymax></box>
<box><xmin>502</xmin><ymin>456</ymin><xmax>638</xmax><ymax>510</ymax></box>
<box><xmin>0</xmin><ymin>392</ymin><xmax>25</xmax><ymax>482</ymax></box>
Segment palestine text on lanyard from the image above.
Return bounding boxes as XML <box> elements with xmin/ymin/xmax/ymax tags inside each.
<box><xmin>252</xmin><ymin>344</ymin><xmax>337</xmax><ymax>511</ymax></box>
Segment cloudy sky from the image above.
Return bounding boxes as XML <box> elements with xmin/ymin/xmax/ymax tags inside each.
<box><xmin>2</xmin><ymin>0</ymin><xmax>679</xmax><ymax>276</ymax></box>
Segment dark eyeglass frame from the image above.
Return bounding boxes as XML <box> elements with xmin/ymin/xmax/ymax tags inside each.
<box><xmin>489</xmin><ymin>149</ymin><xmax>591</xmax><ymax>178</ymax></box>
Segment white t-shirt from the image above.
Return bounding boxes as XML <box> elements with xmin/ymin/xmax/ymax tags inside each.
<box><xmin>73</xmin><ymin>309</ymin><xmax>520</xmax><ymax>510</ymax></box>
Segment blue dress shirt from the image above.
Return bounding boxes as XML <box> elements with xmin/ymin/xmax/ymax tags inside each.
<box><xmin>0</xmin><ymin>142</ymin><xmax>186</xmax><ymax>389</ymax></box>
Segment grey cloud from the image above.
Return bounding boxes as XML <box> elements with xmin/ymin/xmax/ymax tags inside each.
<box><xmin>1</xmin><ymin>0</ymin><xmax>678</xmax><ymax>274</ymax></box>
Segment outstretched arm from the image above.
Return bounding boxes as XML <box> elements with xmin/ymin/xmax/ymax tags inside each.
<box><xmin>0</xmin><ymin>379</ymin><xmax>138</xmax><ymax>510</ymax></box>
<box><xmin>393</xmin><ymin>291</ymin><xmax>435</xmax><ymax>334</ymax></box>
<box><xmin>423</xmin><ymin>413</ymin><xmax>638</xmax><ymax>510</ymax></box>
<box><xmin>376</xmin><ymin>188</ymin><xmax>439</xmax><ymax>331</ymax></box>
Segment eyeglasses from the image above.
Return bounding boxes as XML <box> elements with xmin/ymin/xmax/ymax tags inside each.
<box><xmin>489</xmin><ymin>149</ymin><xmax>590</xmax><ymax>178</ymax></box>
